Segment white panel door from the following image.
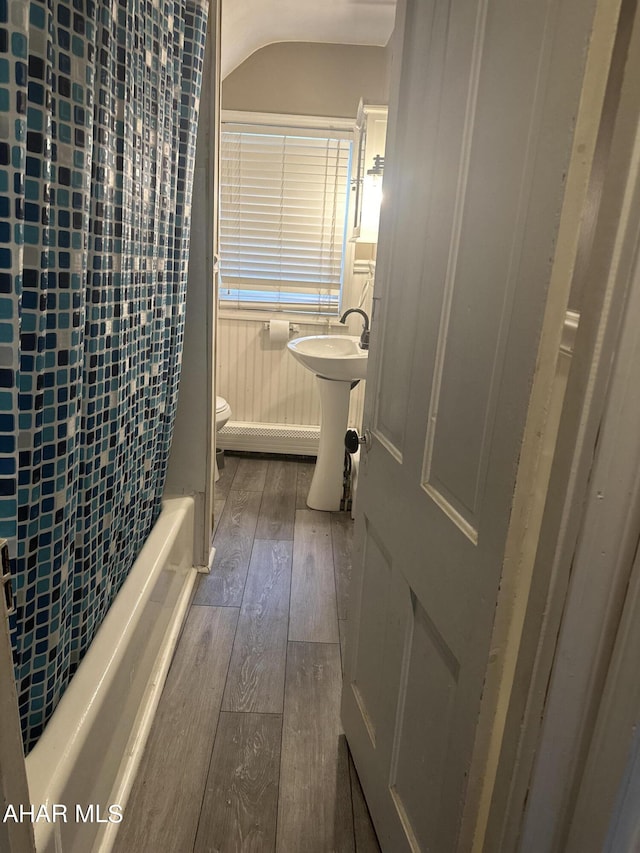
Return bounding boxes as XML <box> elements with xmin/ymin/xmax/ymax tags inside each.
<box><xmin>341</xmin><ymin>0</ymin><xmax>600</xmax><ymax>850</ymax></box>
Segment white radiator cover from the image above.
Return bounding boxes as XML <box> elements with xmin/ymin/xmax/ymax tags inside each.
<box><xmin>218</xmin><ymin>420</ymin><xmax>320</xmax><ymax>455</ymax></box>
<box><xmin>216</xmin><ymin>317</ymin><xmax>366</xmax><ymax>445</ymax></box>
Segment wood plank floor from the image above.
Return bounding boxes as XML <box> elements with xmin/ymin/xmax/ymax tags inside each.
<box><xmin>116</xmin><ymin>454</ymin><xmax>380</xmax><ymax>853</ymax></box>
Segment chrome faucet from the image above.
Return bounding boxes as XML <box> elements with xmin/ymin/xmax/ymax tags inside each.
<box><xmin>340</xmin><ymin>308</ymin><xmax>370</xmax><ymax>350</ymax></box>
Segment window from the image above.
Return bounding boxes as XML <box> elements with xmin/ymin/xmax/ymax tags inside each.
<box><xmin>219</xmin><ymin>115</ymin><xmax>354</xmax><ymax>314</ymax></box>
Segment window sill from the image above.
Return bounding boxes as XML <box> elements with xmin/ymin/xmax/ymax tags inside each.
<box><xmin>217</xmin><ymin>308</ymin><xmax>345</xmax><ymax>328</ymax></box>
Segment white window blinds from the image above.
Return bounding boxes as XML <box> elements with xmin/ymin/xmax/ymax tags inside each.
<box><xmin>219</xmin><ymin>121</ymin><xmax>353</xmax><ymax>313</ymax></box>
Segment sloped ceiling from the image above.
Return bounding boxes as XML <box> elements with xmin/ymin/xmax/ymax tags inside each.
<box><xmin>221</xmin><ymin>0</ymin><xmax>396</xmax><ymax>79</ymax></box>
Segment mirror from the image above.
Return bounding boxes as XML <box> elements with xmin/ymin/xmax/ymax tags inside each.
<box><xmin>351</xmin><ymin>102</ymin><xmax>388</xmax><ymax>244</ymax></box>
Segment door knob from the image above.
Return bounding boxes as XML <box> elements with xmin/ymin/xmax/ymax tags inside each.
<box><xmin>345</xmin><ymin>428</ymin><xmax>369</xmax><ymax>454</ymax></box>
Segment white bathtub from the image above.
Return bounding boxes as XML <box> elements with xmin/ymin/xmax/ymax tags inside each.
<box><xmin>25</xmin><ymin>497</ymin><xmax>197</xmax><ymax>853</ymax></box>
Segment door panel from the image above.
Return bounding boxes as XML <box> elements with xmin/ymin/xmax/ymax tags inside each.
<box><xmin>425</xmin><ymin>0</ymin><xmax>557</xmax><ymax>535</ymax></box>
<box><xmin>391</xmin><ymin>595</ymin><xmax>460</xmax><ymax>852</ymax></box>
<box><xmin>352</xmin><ymin>526</ymin><xmax>393</xmax><ymax>743</ymax></box>
<box><xmin>375</xmin><ymin>0</ymin><xmax>450</xmax><ymax>458</ymax></box>
<box><xmin>342</xmin><ymin>0</ymin><xmax>599</xmax><ymax>849</ymax></box>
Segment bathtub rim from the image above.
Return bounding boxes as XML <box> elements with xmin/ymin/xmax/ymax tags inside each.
<box><xmin>24</xmin><ymin>496</ymin><xmax>197</xmax><ymax>852</ymax></box>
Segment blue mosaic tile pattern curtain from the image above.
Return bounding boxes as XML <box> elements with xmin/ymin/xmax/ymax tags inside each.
<box><xmin>1</xmin><ymin>0</ymin><xmax>208</xmax><ymax>753</ymax></box>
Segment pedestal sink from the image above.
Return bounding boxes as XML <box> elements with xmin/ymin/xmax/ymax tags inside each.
<box><xmin>287</xmin><ymin>335</ymin><xmax>367</xmax><ymax>510</ymax></box>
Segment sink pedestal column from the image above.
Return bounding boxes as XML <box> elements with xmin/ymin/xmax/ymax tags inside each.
<box><xmin>307</xmin><ymin>377</ymin><xmax>352</xmax><ymax>511</ymax></box>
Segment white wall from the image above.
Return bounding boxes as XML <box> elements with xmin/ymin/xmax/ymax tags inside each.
<box><xmin>222</xmin><ymin>41</ymin><xmax>391</xmax><ymax>115</ymax></box>
<box><xmin>217</xmin><ymin>316</ymin><xmax>366</xmax><ymax>432</ymax></box>
<box><xmin>221</xmin><ymin>5</ymin><xmax>395</xmax><ymax>80</ymax></box>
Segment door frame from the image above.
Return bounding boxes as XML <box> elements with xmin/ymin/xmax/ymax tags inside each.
<box><xmin>164</xmin><ymin>0</ymin><xmax>220</xmax><ymax>569</ymax></box>
<box><xmin>461</xmin><ymin>0</ymin><xmax>640</xmax><ymax>848</ymax></box>
<box><xmin>522</xmin><ymin>139</ymin><xmax>640</xmax><ymax>851</ymax></box>
<box><xmin>566</xmin><ymin>485</ymin><xmax>640</xmax><ymax>852</ymax></box>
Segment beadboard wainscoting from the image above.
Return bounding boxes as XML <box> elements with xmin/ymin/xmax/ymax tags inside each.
<box><xmin>217</xmin><ymin>316</ymin><xmax>366</xmax><ymax>454</ymax></box>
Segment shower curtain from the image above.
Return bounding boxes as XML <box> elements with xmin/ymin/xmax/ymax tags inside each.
<box><xmin>1</xmin><ymin>0</ymin><xmax>208</xmax><ymax>752</ymax></box>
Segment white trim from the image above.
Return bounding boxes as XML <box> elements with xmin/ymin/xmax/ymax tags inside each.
<box><xmin>165</xmin><ymin>8</ymin><xmax>218</xmax><ymax>566</ymax></box>
<box><xmin>196</xmin><ymin>546</ymin><xmax>216</xmax><ymax>574</ymax></box>
<box><xmin>353</xmin><ymin>259</ymin><xmax>376</xmax><ymax>276</ymax></box>
<box><xmin>520</xmin><ymin>35</ymin><xmax>640</xmax><ymax>839</ymax></box>
<box><xmin>218</xmin><ymin>308</ymin><xmax>345</xmax><ymax>327</ymax></box>
<box><xmin>523</xmin><ymin>205</ymin><xmax>640</xmax><ymax>850</ymax></box>
<box><xmin>221</xmin><ymin>109</ymin><xmax>356</xmax><ymax>134</ymax></box>
<box><xmin>476</xmin><ymin>1</ymin><xmax>639</xmax><ymax>848</ymax></box>
<box><xmin>205</xmin><ymin>0</ymin><xmax>221</xmax><ymax>567</ymax></box>
<box><xmin>356</xmin><ymin>102</ymin><xmax>389</xmax><ymax>130</ymax></box>
<box><xmin>567</xmin><ymin>536</ymin><xmax>640</xmax><ymax>851</ymax></box>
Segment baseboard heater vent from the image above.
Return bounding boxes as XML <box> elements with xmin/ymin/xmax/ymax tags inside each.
<box><xmin>218</xmin><ymin>420</ymin><xmax>320</xmax><ymax>456</ymax></box>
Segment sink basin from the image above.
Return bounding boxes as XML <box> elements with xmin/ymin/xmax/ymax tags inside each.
<box><xmin>286</xmin><ymin>334</ymin><xmax>368</xmax><ymax>510</ymax></box>
<box><xmin>287</xmin><ymin>335</ymin><xmax>367</xmax><ymax>381</ymax></box>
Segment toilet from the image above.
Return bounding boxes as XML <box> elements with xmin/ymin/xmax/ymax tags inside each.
<box><xmin>215</xmin><ymin>396</ymin><xmax>232</xmax><ymax>480</ymax></box>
